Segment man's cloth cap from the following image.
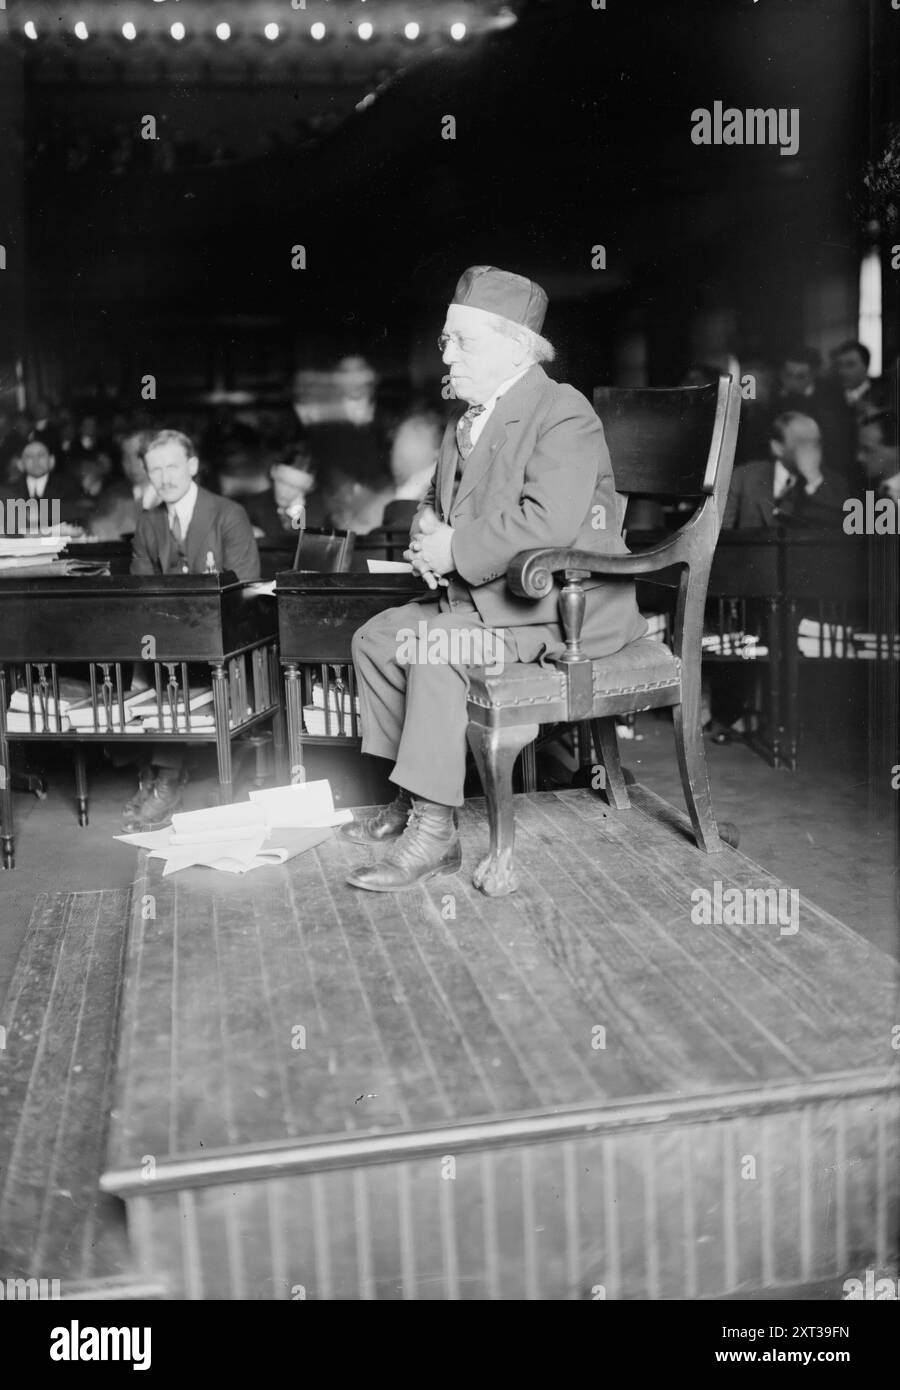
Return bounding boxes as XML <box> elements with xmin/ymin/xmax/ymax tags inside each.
<box><xmin>451</xmin><ymin>265</ymin><xmax>548</xmax><ymax>334</ymax></box>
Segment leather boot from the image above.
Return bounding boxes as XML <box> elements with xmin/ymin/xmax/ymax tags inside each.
<box><xmin>341</xmin><ymin>787</ymin><xmax>413</xmax><ymax>844</ymax></box>
<box><xmin>121</xmin><ymin>765</ymin><xmax>156</xmax><ymax>833</ymax></box>
<box><xmin>140</xmin><ymin>768</ymin><xmax>185</xmax><ymax>829</ymax></box>
<box><xmin>346</xmin><ymin>798</ymin><xmax>462</xmax><ymax>892</ymax></box>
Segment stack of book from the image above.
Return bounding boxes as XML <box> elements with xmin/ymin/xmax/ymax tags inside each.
<box><xmin>134</xmin><ymin>687</ymin><xmax>216</xmax><ymax>732</ymax></box>
<box><xmin>6</xmin><ymin>684</ymin><xmax>218</xmax><ymax>733</ymax></box>
<box><xmin>0</xmin><ymin>536</ymin><xmax>69</xmax><ymax>571</ymax></box>
<box><xmin>701</xmin><ymin>631</ymin><xmax>769</xmax><ymax>658</ymax></box>
<box><xmin>794</xmin><ymin>619</ymin><xmax>898</xmax><ymax>660</ymax></box>
<box><xmin>302</xmin><ymin>683</ymin><xmax>361</xmax><ymax>737</ymax></box>
<box><xmin>851</xmin><ymin>631</ymin><xmax>900</xmax><ymax>661</ymax></box>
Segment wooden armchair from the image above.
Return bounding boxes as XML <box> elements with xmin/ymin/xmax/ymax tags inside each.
<box><xmin>465</xmin><ymin>375</ymin><xmax>742</xmax><ymax>896</ymax></box>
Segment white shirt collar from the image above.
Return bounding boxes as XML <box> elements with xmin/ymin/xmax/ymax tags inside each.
<box><xmin>27</xmin><ymin>474</ymin><xmax>48</xmax><ymax>499</ymax></box>
<box><xmin>468</xmin><ymin>365</ymin><xmax>532</xmax><ymax>446</ymax></box>
<box><xmin>168</xmin><ymin>480</ymin><xmax>199</xmax><ymax>535</ymax></box>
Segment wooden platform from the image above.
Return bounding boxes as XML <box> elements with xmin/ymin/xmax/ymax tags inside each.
<box><xmin>101</xmin><ymin>788</ymin><xmax>900</xmax><ymax>1299</ymax></box>
<box><xmin>0</xmin><ymin>889</ymin><xmax>156</xmax><ymax>1296</ymax></box>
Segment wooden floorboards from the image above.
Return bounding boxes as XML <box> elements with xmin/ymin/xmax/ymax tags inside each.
<box><xmin>0</xmin><ymin>889</ymin><xmax>133</xmax><ymax>1285</ymax></box>
<box><xmin>106</xmin><ymin>788</ymin><xmax>899</xmax><ymax>1179</ymax></box>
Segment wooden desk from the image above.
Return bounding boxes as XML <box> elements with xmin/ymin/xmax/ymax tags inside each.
<box><xmin>639</xmin><ymin>530</ymin><xmax>897</xmax><ymax>770</ymax></box>
<box><xmin>65</xmin><ymin>539</ymin><xmax>133</xmax><ymax>575</ymax></box>
<box><xmin>0</xmin><ymin>572</ymin><xmax>285</xmax><ymax>868</ymax></box>
<box><xmin>707</xmin><ymin>530</ymin><xmax>784</xmax><ymax>765</ymax></box>
<box><xmin>636</xmin><ymin>529</ymin><xmax>785</xmax><ymax>764</ymax></box>
<box><xmin>276</xmin><ymin>572</ymin><xmax>426</xmax><ymax>782</ymax></box>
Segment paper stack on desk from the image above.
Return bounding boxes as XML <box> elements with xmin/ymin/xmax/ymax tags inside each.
<box><xmin>114</xmin><ymin>779</ymin><xmax>352</xmax><ymax>874</ymax></box>
<box><xmin>0</xmin><ymin>536</ymin><xmax>68</xmax><ymax>569</ymax></box>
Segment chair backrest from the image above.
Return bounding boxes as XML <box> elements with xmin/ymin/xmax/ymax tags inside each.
<box><xmin>353</xmin><ymin>527</ymin><xmax>411</xmax><ymax>564</ymax></box>
<box><xmin>293</xmin><ymin>527</ymin><xmax>356</xmax><ymax>573</ymax></box>
<box><xmin>593</xmin><ymin>382</ymin><xmax>724</xmax><ymax>498</ymax></box>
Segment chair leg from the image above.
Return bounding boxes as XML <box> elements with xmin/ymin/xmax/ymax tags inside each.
<box><xmin>673</xmin><ymin>700</ymin><xmax>727</xmax><ymax>852</ymax></box>
<box><xmin>73</xmin><ymin>747</ymin><xmax>89</xmax><ymax>827</ymax></box>
<box><xmin>467</xmin><ymin>719</ymin><xmax>539</xmax><ymax>897</ymax></box>
<box><xmin>590</xmin><ymin>718</ymin><xmax>630</xmax><ymax>809</ymax></box>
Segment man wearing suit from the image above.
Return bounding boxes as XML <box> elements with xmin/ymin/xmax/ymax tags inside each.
<box><xmin>343</xmin><ymin>265</ymin><xmax>646</xmax><ymax>892</ymax></box>
<box><xmin>131</xmin><ymin>430</ymin><xmax>260</xmax><ymax>580</ymax></box>
<box><xmin>723</xmin><ymin>413</ymin><xmax>845</xmax><ymax>530</ymax></box>
<box><xmin>2</xmin><ymin>440</ymin><xmax>82</xmax><ymax>532</ymax></box>
<box><xmin>827</xmin><ymin>340</ymin><xmax>887</xmax><ymax>474</ymax></box>
<box><xmin>241</xmin><ymin>448</ymin><xmax>328</xmax><ymax>537</ymax></box>
<box><xmin>857</xmin><ymin>411</ymin><xmax>900</xmax><ymax>500</ymax></box>
<box><xmin>123</xmin><ymin>429</ymin><xmax>259</xmax><ymax>829</ymax></box>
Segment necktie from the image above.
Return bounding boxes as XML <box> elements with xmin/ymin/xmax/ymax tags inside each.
<box><xmin>455</xmin><ymin>404</ymin><xmax>486</xmax><ymax>461</ymax></box>
<box><xmin>168</xmin><ymin>508</ymin><xmax>183</xmax><ymax>544</ymax></box>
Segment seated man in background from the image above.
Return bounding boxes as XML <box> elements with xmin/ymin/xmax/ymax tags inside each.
<box><xmin>856</xmin><ymin>411</ymin><xmax>900</xmax><ymax>500</ymax></box>
<box><xmin>242</xmin><ymin>444</ymin><xmax>327</xmax><ymax>536</ymax></box>
<box><xmin>4</xmin><ymin>439</ymin><xmax>82</xmax><ymax>531</ymax></box>
<box><xmin>123</xmin><ymin>428</ymin><xmax>260</xmax><ymax>830</ymax></box>
<box><xmin>723</xmin><ymin>412</ymin><xmax>845</xmax><ymax>530</ymax></box>
<box><xmin>87</xmin><ymin>431</ymin><xmax>160</xmax><ymax>539</ymax></box>
<box><xmin>828</xmin><ymin>339</ymin><xmax>887</xmax><ymax>468</ymax></box>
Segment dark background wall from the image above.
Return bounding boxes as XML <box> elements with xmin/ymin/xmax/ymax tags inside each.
<box><xmin>1</xmin><ymin>0</ymin><xmax>894</xmax><ymax>412</ymax></box>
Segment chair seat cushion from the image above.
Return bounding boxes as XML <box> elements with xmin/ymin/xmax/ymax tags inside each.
<box><xmin>468</xmin><ymin>637</ymin><xmax>681</xmax><ymax>711</ymax></box>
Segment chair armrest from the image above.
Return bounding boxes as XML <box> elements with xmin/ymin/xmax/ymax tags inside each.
<box><xmin>507</xmin><ymin>539</ymin><xmax>685</xmax><ymax>600</ymax></box>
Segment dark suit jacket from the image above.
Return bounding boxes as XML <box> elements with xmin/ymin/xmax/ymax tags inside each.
<box><xmin>380</xmin><ymin>497</ymin><xmax>420</xmax><ymax>531</ymax></box>
<box><xmin>2</xmin><ymin>471</ymin><xmax>82</xmax><ymax>531</ymax></box>
<box><xmin>241</xmin><ymin>488</ymin><xmax>329</xmax><ymax>536</ymax></box>
<box><xmin>723</xmin><ymin>457</ymin><xmax>845</xmax><ymax>530</ymax></box>
<box><xmin>130</xmin><ymin>486</ymin><xmax>260</xmax><ymax>580</ymax></box>
<box><xmin>416</xmin><ymin>364</ymin><xmax>646</xmax><ymax>661</ymax></box>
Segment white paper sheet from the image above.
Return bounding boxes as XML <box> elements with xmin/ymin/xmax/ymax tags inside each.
<box><xmin>249</xmin><ymin>780</ymin><xmax>353</xmax><ymax>826</ymax></box>
<box><xmin>367</xmin><ymin>559</ymin><xmax>414</xmax><ymax>573</ymax></box>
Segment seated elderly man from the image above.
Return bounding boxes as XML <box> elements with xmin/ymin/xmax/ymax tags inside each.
<box><xmin>343</xmin><ymin>265</ymin><xmax>646</xmax><ymax>892</ymax></box>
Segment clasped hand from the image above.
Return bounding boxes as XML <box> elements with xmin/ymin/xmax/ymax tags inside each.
<box><xmin>405</xmin><ymin>506</ymin><xmax>454</xmax><ymax>590</ymax></box>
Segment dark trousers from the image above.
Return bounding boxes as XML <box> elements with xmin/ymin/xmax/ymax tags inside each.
<box><xmin>352</xmin><ymin>597</ymin><xmax>520</xmax><ymax>807</ymax></box>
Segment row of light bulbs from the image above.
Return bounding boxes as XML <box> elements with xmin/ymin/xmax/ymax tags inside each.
<box><xmin>22</xmin><ymin>20</ymin><xmax>469</xmax><ymax>44</ymax></box>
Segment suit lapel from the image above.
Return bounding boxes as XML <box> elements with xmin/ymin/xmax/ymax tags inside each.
<box><xmin>452</xmin><ymin>365</ymin><xmax>546</xmax><ymax>512</ymax></box>
<box><xmin>184</xmin><ymin>487</ymin><xmax>213</xmax><ymax>571</ymax></box>
<box><xmin>438</xmin><ymin>422</ymin><xmax>460</xmax><ymax>521</ymax></box>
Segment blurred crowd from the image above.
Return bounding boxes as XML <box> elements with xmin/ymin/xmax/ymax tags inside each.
<box><xmin>682</xmin><ymin>339</ymin><xmax>897</xmax><ymax>529</ymax></box>
<box><xmin>26</xmin><ymin>114</ymin><xmax>342</xmax><ymax>183</ymax></box>
<box><xmin>1</xmin><ymin>340</ymin><xmax>895</xmax><ymax>545</ymax></box>
<box><xmin>0</xmin><ymin>355</ymin><xmax>450</xmax><ymax>542</ymax></box>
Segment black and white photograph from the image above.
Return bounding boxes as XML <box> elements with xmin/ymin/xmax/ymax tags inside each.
<box><xmin>0</xmin><ymin>0</ymin><xmax>898</xmax><ymax>1337</ymax></box>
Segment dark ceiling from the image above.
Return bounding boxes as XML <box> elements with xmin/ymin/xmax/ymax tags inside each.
<box><xmin>3</xmin><ymin>0</ymin><xmax>893</xmax><ymax>393</ymax></box>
